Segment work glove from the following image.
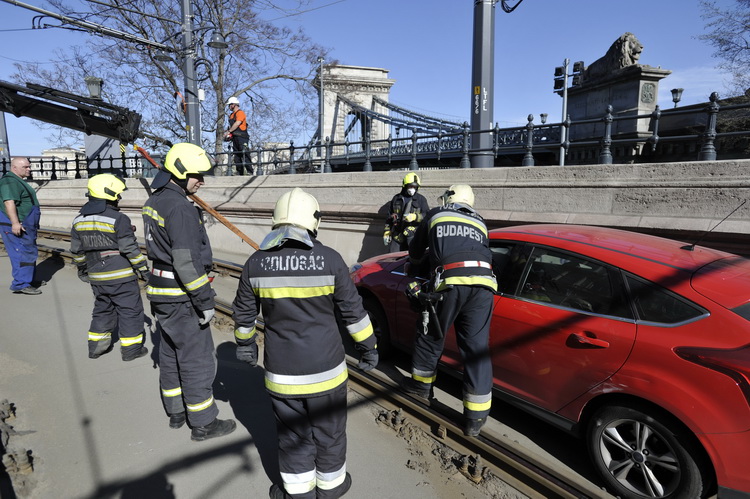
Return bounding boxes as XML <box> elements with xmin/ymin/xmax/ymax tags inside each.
<box><xmin>198</xmin><ymin>309</ymin><xmax>215</xmax><ymax>326</ymax></box>
<box><xmin>236</xmin><ymin>343</ymin><xmax>259</xmax><ymax>366</ymax></box>
<box><xmin>357</xmin><ymin>348</ymin><xmax>379</xmax><ymax>372</ymax></box>
<box><xmin>383</xmin><ymin>231</ymin><xmax>391</xmax><ymax>246</ymax></box>
<box><xmin>134</xmin><ymin>265</ymin><xmax>149</xmax><ymax>281</ymax></box>
<box><xmin>77</xmin><ymin>266</ymin><xmax>90</xmax><ymax>283</ymax></box>
<box><xmin>403</xmin><ymin>212</ymin><xmax>417</xmax><ymax>223</ymax></box>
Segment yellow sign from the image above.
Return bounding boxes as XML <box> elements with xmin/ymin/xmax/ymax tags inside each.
<box><xmin>474</xmin><ymin>86</ymin><xmax>481</xmax><ymax>95</ymax></box>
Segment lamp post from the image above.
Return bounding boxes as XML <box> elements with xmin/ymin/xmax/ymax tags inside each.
<box><xmin>671</xmin><ymin>88</ymin><xmax>684</xmax><ymax>108</ymax></box>
<box><xmin>469</xmin><ymin>0</ymin><xmax>496</xmax><ymax>168</ymax></box>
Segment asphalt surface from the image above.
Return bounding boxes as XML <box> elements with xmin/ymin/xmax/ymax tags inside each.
<box><xmin>0</xmin><ymin>252</ymin><xmax>505</xmax><ymax>499</ymax></box>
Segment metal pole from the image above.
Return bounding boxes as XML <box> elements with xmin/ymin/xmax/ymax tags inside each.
<box><xmin>470</xmin><ymin>0</ymin><xmax>495</xmax><ymax>168</ymax></box>
<box><xmin>0</xmin><ymin>113</ymin><xmax>11</xmax><ymax>164</ymax></box>
<box><xmin>181</xmin><ymin>0</ymin><xmax>201</xmax><ymax>146</ymax></box>
<box><xmin>318</xmin><ymin>56</ymin><xmax>325</xmax><ymax>170</ymax></box>
<box><xmin>559</xmin><ymin>58</ymin><xmax>569</xmax><ymax>166</ymax></box>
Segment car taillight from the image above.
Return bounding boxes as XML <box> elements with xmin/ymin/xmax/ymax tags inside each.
<box><xmin>675</xmin><ymin>344</ymin><xmax>750</xmax><ymax>406</ymax></box>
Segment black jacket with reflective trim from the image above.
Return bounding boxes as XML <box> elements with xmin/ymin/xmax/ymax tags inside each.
<box><xmin>232</xmin><ymin>237</ymin><xmax>376</xmax><ymax>398</ymax></box>
<box><xmin>71</xmin><ymin>202</ymin><xmax>146</xmax><ymax>285</ymax></box>
<box><xmin>142</xmin><ymin>182</ymin><xmax>215</xmax><ymax>309</ymax></box>
<box><xmin>409</xmin><ymin>205</ymin><xmax>496</xmax><ymax>292</ymax></box>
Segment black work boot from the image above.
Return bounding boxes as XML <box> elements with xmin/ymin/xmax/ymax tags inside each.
<box><xmin>464</xmin><ymin>417</ymin><xmax>487</xmax><ymax>437</ymax></box>
<box><xmin>326</xmin><ymin>472</ymin><xmax>352</xmax><ymax>499</ymax></box>
<box><xmin>268</xmin><ymin>483</ymin><xmax>290</xmax><ymax>499</ymax></box>
<box><xmin>191</xmin><ymin>418</ymin><xmax>237</xmax><ymax>441</ymax></box>
<box><xmin>169</xmin><ymin>412</ymin><xmax>186</xmax><ymax>429</ymax></box>
<box><xmin>399</xmin><ymin>376</ymin><xmax>432</xmax><ymax>399</ymax></box>
<box><xmin>122</xmin><ymin>346</ymin><xmax>149</xmax><ymax>362</ymax></box>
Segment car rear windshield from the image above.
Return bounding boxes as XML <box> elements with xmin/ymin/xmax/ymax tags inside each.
<box><xmin>731</xmin><ymin>302</ymin><xmax>750</xmax><ymax>321</ymax></box>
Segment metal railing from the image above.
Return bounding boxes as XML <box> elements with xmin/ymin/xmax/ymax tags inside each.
<box><xmin>4</xmin><ymin>92</ymin><xmax>748</xmax><ymax>179</ymax></box>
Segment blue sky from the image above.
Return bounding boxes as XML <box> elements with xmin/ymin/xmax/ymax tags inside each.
<box><xmin>0</xmin><ymin>0</ymin><xmax>738</xmax><ymax>156</ymax></box>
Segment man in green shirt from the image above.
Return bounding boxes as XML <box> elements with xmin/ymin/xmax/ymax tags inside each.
<box><xmin>0</xmin><ymin>157</ymin><xmax>41</xmax><ymax>295</ymax></box>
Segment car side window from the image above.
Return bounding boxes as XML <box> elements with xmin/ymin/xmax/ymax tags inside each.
<box><xmin>624</xmin><ymin>274</ymin><xmax>706</xmax><ymax>325</ymax></box>
<box><xmin>490</xmin><ymin>241</ymin><xmax>527</xmax><ymax>295</ymax></box>
<box><xmin>517</xmin><ymin>246</ymin><xmax>633</xmax><ymax>319</ymax></box>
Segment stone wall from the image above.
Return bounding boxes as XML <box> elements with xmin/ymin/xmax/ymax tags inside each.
<box><xmin>32</xmin><ymin>159</ymin><xmax>750</xmax><ymax>265</ymax></box>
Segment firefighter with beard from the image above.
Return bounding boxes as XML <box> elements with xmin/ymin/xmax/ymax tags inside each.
<box><xmin>71</xmin><ymin>173</ymin><xmax>149</xmax><ymax>361</ymax></box>
<box><xmin>142</xmin><ymin>143</ymin><xmax>236</xmax><ymax>441</ymax></box>
<box><xmin>383</xmin><ymin>172</ymin><xmax>429</xmax><ymax>252</ymax></box>
<box><xmin>232</xmin><ymin>187</ymin><xmax>378</xmax><ymax>499</ymax></box>
<box><xmin>400</xmin><ymin>184</ymin><xmax>497</xmax><ymax>437</ymax></box>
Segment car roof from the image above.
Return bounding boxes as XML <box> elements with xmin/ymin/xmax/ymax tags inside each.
<box><xmin>490</xmin><ymin>224</ymin><xmax>732</xmax><ymax>275</ymax></box>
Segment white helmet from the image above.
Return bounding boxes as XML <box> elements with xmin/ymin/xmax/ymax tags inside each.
<box><xmin>226</xmin><ymin>96</ymin><xmax>240</xmax><ymax>106</ymax></box>
<box><xmin>272</xmin><ymin>188</ymin><xmax>321</xmax><ymax>232</ymax></box>
<box><xmin>439</xmin><ymin>184</ymin><xmax>475</xmax><ymax>208</ymax></box>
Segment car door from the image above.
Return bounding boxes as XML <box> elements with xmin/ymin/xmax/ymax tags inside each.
<box><xmin>490</xmin><ymin>244</ymin><xmax>638</xmax><ymax>413</ymax></box>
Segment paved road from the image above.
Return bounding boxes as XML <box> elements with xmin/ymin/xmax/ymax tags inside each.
<box><xmin>0</xmin><ymin>252</ymin><xmax>509</xmax><ymax>499</ymax></box>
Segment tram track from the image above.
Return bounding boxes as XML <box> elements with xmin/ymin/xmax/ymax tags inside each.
<box><xmin>12</xmin><ymin>229</ymin><xmax>611</xmax><ymax>499</ymax></box>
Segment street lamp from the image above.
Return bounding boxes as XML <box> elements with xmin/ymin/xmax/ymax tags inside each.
<box><xmin>84</xmin><ymin>76</ymin><xmax>103</xmax><ymax>100</ymax></box>
<box><xmin>207</xmin><ymin>32</ymin><xmax>228</xmax><ymax>50</ymax></box>
<box><xmin>671</xmin><ymin>88</ymin><xmax>684</xmax><ymax>108</ymax></box>
<box><xmin>540</xmin><ymin>113</ymin><xmax>548</xmax><ymax>124</ymax></box>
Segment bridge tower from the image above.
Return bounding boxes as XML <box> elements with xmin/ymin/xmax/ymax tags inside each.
<box><xmin>315</xmin><ymin>65</ymin><xmax>396</xmax><ymax>145</ymax></box>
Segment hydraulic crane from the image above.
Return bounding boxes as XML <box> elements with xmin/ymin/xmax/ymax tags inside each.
<box><xmin>0</xmin><ymin>80</ymin><xmax>141</xmax><ymax>144</ymax></box>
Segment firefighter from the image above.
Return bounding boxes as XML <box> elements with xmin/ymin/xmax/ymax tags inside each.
<box><xmin>142</xmin><ymin>143</ymin><xmax>236</xmax><ymax>441</ymax></box>
<box><xmin>232</xmin><ymin>187</ymin><xmax>378</xmax><ymax>499</ymax></box>
<box><xmin>383</xmin><ymin>172</ymin><xmax>429</xmax><ymax>252</ymax></box>
<box><xmin>71</xmin><ymin>173</ymin><xmax>149</xmax><ymax>361</ymax></box>
<box><xmin>401</xmin><ymin>184</ymin><xmax>497</xmax><ymax>437</ymax></box>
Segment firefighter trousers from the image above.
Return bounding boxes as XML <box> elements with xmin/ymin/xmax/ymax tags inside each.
<box><xmin>88</xmin><ymin>280</ymin><xmax>146</xmax><ymax>358</ymax></box>
<box><xmin>151</xmin><ymin>301</ymin><xmax>219</xmax><ymax>428</ymax></box>
<box><xmin>411</xmin><ymin>285</ymin><xmax>494</xmax><ymax>420</ymax></box>
<box><xmin>271</xmin><ymin>384</ymin><xmax>349</xmax><ymax>499</ymax></box>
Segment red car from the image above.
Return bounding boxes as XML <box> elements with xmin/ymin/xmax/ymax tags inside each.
<box><xmin>350</xmin><ymin>224</ymin><xmax>750</xmax><ymax>499</ymax></box>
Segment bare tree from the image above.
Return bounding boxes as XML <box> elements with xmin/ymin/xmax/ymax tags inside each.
<box><xmin>699</xmin><ymin>0</ymin><xmax>750</xmax><ymax>95</ymax></box>
<box><xmin>12</xmin><ymin>0</ymin><xmax>329</xmax><ymax>156</ymax></box>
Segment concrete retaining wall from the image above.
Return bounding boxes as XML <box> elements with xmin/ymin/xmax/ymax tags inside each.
<box><xmin>32</xmin><ymin>159</ymin><xmax>750</xmax><ymax>265</ymax></box>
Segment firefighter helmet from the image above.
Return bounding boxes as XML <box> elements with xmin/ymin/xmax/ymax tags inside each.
<box><xmin>226</xmin><ymin>96</ymin><xmax>240</xmax><ymax>106</ymax></box>
<box><xmin>439</xmin><ymin>184</ymin><xmax>474</xmax><ymax>208</ymax></box>
<box><xmin>163</xmin><ymin>143</ymin><xmax>212</xmax><ymax>180</ymax></box>
<box><xmin>87</xmin><ymin>173</ymin><xmax>126</xmax><ymax>201</ymax></box>
<box><xmin>402</xmin><ymin>172</ymin><xmax>421</xmax><ymax>188</ymax></box>
<box><xmin>272</xmin><ymin>188</ymin><xmax>321</xmax><ymax>232</ymax></box>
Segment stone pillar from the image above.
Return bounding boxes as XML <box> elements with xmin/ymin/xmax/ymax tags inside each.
<box><xmin>566</xmin><ymin>65</ymin><xmax>671</xmax><ymax>141</ymax></box>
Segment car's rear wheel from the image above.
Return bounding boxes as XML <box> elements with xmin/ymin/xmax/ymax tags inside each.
<box><xmin>587</xmin><ymin>405</ymin><xmax>710</xmax><ymax>499</ymax></box>
<box><xmin>362</xmin><ymin>296</ymin><xmax>392</xmax><ymax>358</ymax></box>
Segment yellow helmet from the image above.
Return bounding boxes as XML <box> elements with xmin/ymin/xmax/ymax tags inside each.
<box><xmin>87</xmin><ymin>173</ymin><xmax>126</xmax><ymax>201</ymax></box>
<box><xmin>272</xmin><ymin>188</ymin><xmax>321</xmax><ymax>232</ymax></box>
<box><xmin>164</xmin><ymin>143</ymin><xmax>212</xmax><ymax>179</ymax></box>
<box><xmin>402</xmin><ymin>172</ymin><xmax>421</xmax><ymax>188</ymax></box>
<box><xmin>439</xmin><ymin>184</ymin><xmax>474</xmax><ymax>208</ymax></box>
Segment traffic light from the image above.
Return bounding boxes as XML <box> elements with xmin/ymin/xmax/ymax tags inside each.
<box><xmin>572</xmin><ymin>61</ymin><xmax>585</xmax><ymax>74</ymax></box>
<box><xmin>554</xmin><ymin>66</ymin><xmax>565</xmax><ymax>91</ymax></box>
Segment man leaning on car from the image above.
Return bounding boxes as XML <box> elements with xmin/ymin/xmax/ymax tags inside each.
<box><xmin>400</xmin><ymin>184</ymin><xmax>497</xmax><ymax>437</ymax></box>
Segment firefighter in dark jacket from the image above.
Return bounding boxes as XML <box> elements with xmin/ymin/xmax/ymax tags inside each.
<box><xmin>71</xmin><ymin>173</ymin><xmax>149</xmax><ymax>361</ymax></box>
<box><xmin>401</xmin><ymin>184</ymin><xmax>497</xmax><ymax>437</ymax></box>
<box><xmin>232</xmin><ymin>187</ymin><xmax>378</xmax><ymax>499</ymax></box>
<box><xmin>383</xmin><ymin>172</ymin><xmax>429</xmax><ymax>252</ymax></box>
<box><xmin>142</xmin><ymin>143</ymin><xmax>236</xmax><ymax>442</ymax></box>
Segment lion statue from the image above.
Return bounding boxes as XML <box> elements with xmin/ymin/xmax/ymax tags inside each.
<box><xmin>583</xmin><ymin>32</ymin><xmax>643</xmax><ymax>82</ymax></box>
